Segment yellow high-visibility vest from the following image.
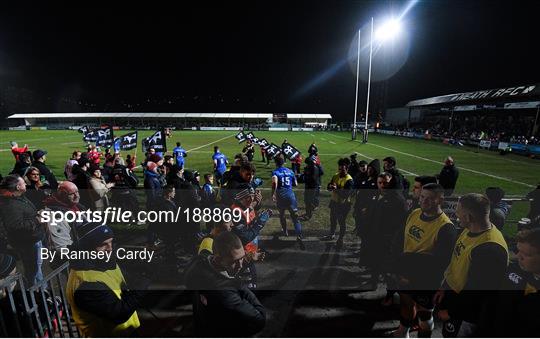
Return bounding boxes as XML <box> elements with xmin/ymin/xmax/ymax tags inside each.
<box><xmin>403</xmin><ymin>208</ymin><xmax>453</xmax><ymax>254</ymax></box>
<box><xmin>66</xmin><ymin>264</ymin><xmax>140</xmax><ymax>337</ymax></box>
<box><xmin>444</xmin><ymin>226</ymin><xmax>508</xmax><ymax>293</ymax></box>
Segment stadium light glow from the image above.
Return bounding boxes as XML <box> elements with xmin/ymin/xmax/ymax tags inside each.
<box><xmin>375</xmin><ymin>18</ymin><xmax>401</xmax><ymax>42</ymax></box>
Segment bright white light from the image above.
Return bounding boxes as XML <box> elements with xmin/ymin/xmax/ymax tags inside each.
<box><xmin>375</xmin><ymin>19</ymin><xmax>401</xmax><ymax>42</ymax></box>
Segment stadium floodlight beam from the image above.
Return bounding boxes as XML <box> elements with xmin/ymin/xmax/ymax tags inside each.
<box><xmin>363</xmin><ymin>16</ymin><xmax>402</xmax><ymax>143</ymax></box>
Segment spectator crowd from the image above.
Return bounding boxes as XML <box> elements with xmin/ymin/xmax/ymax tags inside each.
<box><xmin>1</xmin><ymin>133</ymin><xmax>539</xmax><ymax>338</ymax></box>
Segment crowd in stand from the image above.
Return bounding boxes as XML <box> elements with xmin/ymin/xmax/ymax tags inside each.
<box><xmin>1</xmin><ymin>135</ymin><xmax>539</xmax><ymax>337</ymax></box>
<box><xmin>387</xmin><ymin>113</ymin><xmax>540</xmax><ymax>145</ymax></box>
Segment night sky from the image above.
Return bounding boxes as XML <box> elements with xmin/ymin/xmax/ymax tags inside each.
<box><xmin>0</xmin><ymin>1</ymin><xmax>539</xmax><ymax>120</ymax></box>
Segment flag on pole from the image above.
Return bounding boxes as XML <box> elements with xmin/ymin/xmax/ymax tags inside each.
<box><xmin>265</xmin><ymin>143</ymin><xmax>282</xmax><ymax>159</ymax></box>
<box><xmin>95</xmin><ymin>126</ymin><xmax>115</xmax><ymax>147</ymax></box>
<box><xmin>257</xmin><ymin>138</ymin><xmax>269</xmax><ymax>148</ymax></box>
<box><xmin>78</xmin><ymin>126</ymin><xmax>89</xmax><ymax>134</ymax></box>
<box><xmin>235</xmin><ymin>131</ymin><xmax>247</xmax><ymax>143</ymax></box>
<box><xmin>119</xmin><ymin>131</ymin><xmax>138</xmax><ymax>151</ymax></box>
<box><xmin>281</xmin><ymin>142</ymin><xmax>301</xmax><ymax>160</ymax></box>
<box><xmin>83</xmin><ymin>129</ymin><xmax>98</xmax><ymax>142</ymax></box>
<box><xmin>142</xmin><ymin>129</ymin><xmax>167</xmax><ymax>153</ymax></box>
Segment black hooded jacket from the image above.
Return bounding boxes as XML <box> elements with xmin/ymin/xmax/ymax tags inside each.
<box><xmin>184</xmin><ymin>253</ymin><xmax>266</xmax><ymax>337</ymax></box>
<box><xmin>354</xmin><ymin>159</ymin><xmax>380</xmax><ymax>213</ymax></box>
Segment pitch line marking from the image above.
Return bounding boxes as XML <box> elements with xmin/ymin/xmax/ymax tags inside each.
<box><xmin>186</xmin><ymin>134</ymin><xmax>235</xmax><ymax>152</ymax></box>
<box><xmin>61</xmin><ymin>141</ymin><xmax>86</xmax><ymax>145</ymax></box>
<box><xmin>325</xmin><ymin>132</ymin><xmax>534</xmax><ymax>188</ymax></box>
<box><xmin>318</xmin><ymin>152</ymin><xmax>418</xmax><ymax>176</ymax></box>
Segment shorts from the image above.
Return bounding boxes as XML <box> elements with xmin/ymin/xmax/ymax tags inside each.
<box><xmin>276</xmin><ymin>192</ymin><xmax>298</xmax><ymax>211</ymax></box>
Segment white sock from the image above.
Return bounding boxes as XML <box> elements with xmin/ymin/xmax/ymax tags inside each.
<box><xmin>393</xmin><ymin>324</ymin><xmax>410</xmax><ymax>338</ymax></box>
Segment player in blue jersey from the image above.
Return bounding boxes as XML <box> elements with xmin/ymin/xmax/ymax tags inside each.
<box><xmin>173</xmin><ymin>142</ymin><xmax>188</xmax><ymax>168</ymax></box>
<box><xmin>212</xmin><ymin>146</ymin><xmax>229</xmax><ymax>186</ymax></box>
<box><xmin>272</xmin><ymin>155</ymin><xmax>304</xmax><ymax>249</ymax></box>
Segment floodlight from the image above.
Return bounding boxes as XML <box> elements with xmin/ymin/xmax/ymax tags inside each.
<box><xmin>375</xmin><ymin>18</ymin><xmax>401</xmax><ymax>42</ymax></box>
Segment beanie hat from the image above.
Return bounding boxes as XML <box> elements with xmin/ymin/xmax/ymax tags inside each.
<box><xmin>235</xmin><ymin>183</ymin><xmax>255</xmax><ymax>201</ymax></box>
<box><xmin>0</xmin><ymin>254</ymin><xmax>16</xmax><ymax>279</ymax></box>
<box><xmin>77</xmin><ymin>222</ymin><xmax>114</xmax><ymax>250</ymax></box>
<box><xmin>89</xmin><ymin>163</ymin><xmax>101</xmax><ymax>173</ymax></box>
<box><xmin>148</xmin><ymin>154</ymin><xmax>162</xmax><ymax>163</ymax></box>
<box><xmin>146</xmin><ymin>161</ymin><xmax>158</xmax><ymax>172</ymax></box>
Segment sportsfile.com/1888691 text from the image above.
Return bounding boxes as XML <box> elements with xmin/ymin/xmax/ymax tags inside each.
<box><xmin>39</xmin><ymin>207</ymin><xmax>248</xmax><ymax>226</ymax></box>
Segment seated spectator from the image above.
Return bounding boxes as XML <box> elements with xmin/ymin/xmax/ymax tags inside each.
<box><xmin>64</xmin><ymin>150</ymin><xmax>82</xmax><ymax>181</ymax></box>
<box><xmin>42</xmin><ymin>182</ymin><xmax>87</xmax><ymax>258</ymax></box>
<box><xmin>71</xmin><ymin>158</ymin><xmax>92</xmax><ymax>208</ymax></box>
<box><xmin>0</xmin><ymin>175</ymin><xmax>45</xmax><ymax>286</ymax></box>
<box><xmin>144</xmin><ymin>161</ymin><xmax>162</xmax><ymax>211</ymax></box>
<box><xmin>485</xmin><ymin>187</ymin><xmax>511</xmax><ymax>229</ymax></box>
<box><xmin>32</xmin><ymin>149</ymin><xmax>58</xmax><ymax>190</ymax></box>
<box><xmin>24</xmin><ymin>166</ymin><xmax>51</xmax><ymax>210</ymax></box>
<box><xmin>184</xmin><ymin>232</ymin><xmax>266</xmax><ymax>337</ymax></box>
<box><xmin>88</xmin><ymin>164</ymin><xmax>114</xmax><ymax>211</ymax></box>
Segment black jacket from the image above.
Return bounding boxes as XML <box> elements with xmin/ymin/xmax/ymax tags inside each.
<box><xmin>71</xmin><ymin>168</ymin><xmax>93</xmax><ymax>209</ymax></box>
<box><xmin>478</xmin><ymin>262</ymin><xmax>540</xmax><ymax>337</ymax></box>
<box><xmin>25</xmin><ymin>182</ymin><xmax>51</xmax><ymax>210</ymax></box>
<box><xmin>303</xmin><ymin>163</ymin><xmax>323</xmax><ymax>189</ymax></box>
<box><xmin>365</xmin><ymin>190</ymin><xmax>408</xmax><ymax>237</ymax></box>
<box><xmin>184</xmin><ymin>253</ymin><xmax>266</xmax><ymax>337</ymax></box>
<box><xmin>0</xmin><ymin>192</ymin><xmax>44</xmax><ymax>249</ymax></box>
<box><xmin>32</xmin><ymin>161</ymin><xmax>58</xmax><ymax>190</ymax></box>
<box><xmin>10</xmin><ymin>161</ymin><xmax>30</xmax><ymax>177</ymax></box>
<box><xmin>439</xmin><ymin>164</ymin><xmax>459</xmax><ymax>191</ymax></box>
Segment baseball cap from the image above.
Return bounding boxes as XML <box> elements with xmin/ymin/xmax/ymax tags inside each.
<box><xmin>77</xmin><ymin>222</ymin><xmax>114</xmax><ymax>250</ymax></box>
<box><xmin>33</xmin><ymin>149</ymin><xmax>48</xmax><ymax>160</ymax></box>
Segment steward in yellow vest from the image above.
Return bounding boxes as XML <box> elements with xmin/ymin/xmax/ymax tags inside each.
<box><xmin>434</xmin><ymin>194</ymin><xmax>508</xmax><ymax>338</ymax></box>
<box><xmin>66</xmin><ymin>223</ymin><xmax>140</xmax><ymax>337</ymax></box>
<box><xmin>393</xmin><ymin>183</ymin><xmax>457</xmax><ymax>338</ymax></box>
<box><xmin>321</xmin><ymin>158</ymin><xmax>354</xmax><ymax>246</ymax></box>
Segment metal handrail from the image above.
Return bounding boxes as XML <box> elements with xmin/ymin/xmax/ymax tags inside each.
<box><xmin>0</xmin><ymin>261</ymin><xmax>79</xmax><ymax>338</ymax></box>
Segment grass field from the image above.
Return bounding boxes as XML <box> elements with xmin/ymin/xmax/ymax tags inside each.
<box><xmin>1</xmin><ymin>129</ymin><xmax>538</xmax><ymax>238</ymax></box>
